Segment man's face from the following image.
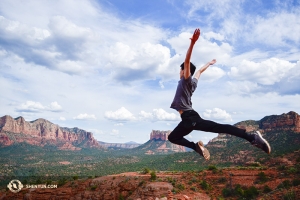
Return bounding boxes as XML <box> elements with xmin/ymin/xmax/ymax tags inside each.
<box><xmin>180</xmin><ymin>69</ymin><xmax>184</xmax><ymax>78</ymax></box>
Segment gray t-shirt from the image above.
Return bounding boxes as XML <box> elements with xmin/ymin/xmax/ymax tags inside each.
<box><xmin>170</xmin><ymin>76</ymin><xmax>198</xmax><ymax>111</ymax></box>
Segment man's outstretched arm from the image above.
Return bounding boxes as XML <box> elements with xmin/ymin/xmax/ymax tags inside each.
<box><xmin>193</xmin><ymin>59</ymin><xmax>217</xmax><ymax>80</ymax></box>
<box><xmin>184</xmin><ymin>28</ymin><xmax>200</xmax><ymax>79</ymax></box>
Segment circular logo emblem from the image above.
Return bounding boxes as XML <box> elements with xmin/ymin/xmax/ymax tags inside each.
<box><xmin>7</xmin><ymin>180</ymin><xmax>23</xmax><ymax>193</ymax></box>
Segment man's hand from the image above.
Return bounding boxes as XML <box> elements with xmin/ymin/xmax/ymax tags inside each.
<box><xmin>190</xmin><ymin>28</ymin><xmax>200</xmax><ymax>44</ymax></box>
<box><xmin>209</xmin><ymin>59</ymin><xmax>216</xmax><ymax>65</ymax></box>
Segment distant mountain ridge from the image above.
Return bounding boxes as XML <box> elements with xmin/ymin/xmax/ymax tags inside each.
<box><xmin>0</xmin><ymin>115</ymin><xmax>101</xmax><ymax>150</ymax></box>
<box><xmin>98</xmin><ymin>141</ymin><xmax>141</xmax><ymax>149</ymax></box>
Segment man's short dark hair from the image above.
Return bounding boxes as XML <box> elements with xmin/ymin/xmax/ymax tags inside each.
<box><xmin>180</xmin><ymin>62</ymin><xmax>196</xmax><ymax>76</ymax></box>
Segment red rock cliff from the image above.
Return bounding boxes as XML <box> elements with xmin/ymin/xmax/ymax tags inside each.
<box><xmin>0</xmin><ymin>115</ymin><xmax>101</xmax><ymax>150</ymax></box>
<box><xmin>150</xmin><ymin>130</ymin><xmax>170</xmax><ymax>141</ymax></box>
<box><xmin>259</xmin><ymin>111</ymin><xmax>300</xmax><ymax>132</ymax></box>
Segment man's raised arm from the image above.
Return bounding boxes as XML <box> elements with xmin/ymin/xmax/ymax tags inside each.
<box><xmin>193</xmin><ymin>59</ymin><xmax>217</xmax><ymax>80</ymax></box>
<box><xmin>184</xmin><ymin>28</ymin><xmax>200</xmax><ymax>79</ymax></box>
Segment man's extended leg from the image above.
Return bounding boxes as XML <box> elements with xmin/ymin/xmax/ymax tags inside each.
<box><xmin>193</xmin><ymin>114</ymin><xmax>271</xmax><ymax>154</ymax></box>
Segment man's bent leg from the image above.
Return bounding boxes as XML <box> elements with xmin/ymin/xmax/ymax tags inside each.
<box><xmin>168</xmin><ymin>121</ymin><xmax>196</xmax><ymax>150</ymax></box>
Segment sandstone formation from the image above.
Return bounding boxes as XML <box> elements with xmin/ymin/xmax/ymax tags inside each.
<box><xmin>259</xmin><ymin>111</ymin><xmax>300</xmax><ymax>132</ymax></box>
<box><xmin>0</xmin><ymin>115</ymin><xmax>101</xmax><ymax>150</ymax></box>
<box><xmin>150</xmin><ymin>130</ymin><xmax>171</xmax><ymax>141</ymax></box>
<box><xmin>138</xmin><ymin>130</ymin><xmax>186</xmax><ymax>154</ymax></box>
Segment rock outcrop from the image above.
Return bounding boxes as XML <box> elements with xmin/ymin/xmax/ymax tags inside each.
<box><xmin>259</xmin><ymin>111</ymin><xmax>300</xmax><ymax>132</ymax></box>
<box><xmin>150</xmin><ymin>130</ymin><xmax>170</xmax><ymax>141</ymax></box>
<box><xmin>0</xmin><ymin>115</ymin><xmax>101</xmax><ymax>150</ymax></box>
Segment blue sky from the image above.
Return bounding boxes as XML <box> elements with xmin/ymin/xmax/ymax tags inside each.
<box><xmin>0</xmin><ymin>0</ymin><xmax>299</xmax><ymax>144</ymax></box>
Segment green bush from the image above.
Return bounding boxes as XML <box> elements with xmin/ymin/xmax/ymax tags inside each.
<box><xmin>222</xmin><ymin>188</ymin><xmax>232</xmax><ymax>197</ymax></box>
<box><xmin>90</xmin><ymin>185</ymin><xmax>97</xmax><ymax>191</ymax></box>
<box><xmin>150</xmin><ymin>171</ymin><xmax>157</xmax><ymax>181</ymax></box>
<box><xmin>257</xmin><ymin>172</ymin><xmax>268</xmax><ymax>183</ymax></box>
<box><xmin>292</xmin><ymin>179</ymin><xmax>300</xmax><ymax>186</ymax></box>
<box><xmin>277</xmin><ymin>180</ymin><xmax>292</xmax><ymax>189</ymax></box>
<box><xmin>263</xmin><ymin>185</ymin><xmax>272</xmax><ymax>193</ymax></box>
<box><xmin>208</xmin><ymin>165</ymin><xmax>217</xmax><ymax>170</ymax></box>
<box><xmin>244</xmin><ymin>186</ymin><xmax>259</xmax><ymax>199</ymax></box>
<box><xmin>176</xmin><ymin>183</ymin><xmax>185</xmax><ymax>191</ymax></box>
<box><xmin>283</xmin><ymin>190</ymin><xmax>296</xmax><ymax>200</ymax></box>
<box><xmin>142</xmin><ymin>167</ymin><xmax>150</xmax><ymax>174</ymax></box>
<box><xmin>200</xmin><ymin>180</ymin><xmax>211</xmax><ymax>190</ymax></box>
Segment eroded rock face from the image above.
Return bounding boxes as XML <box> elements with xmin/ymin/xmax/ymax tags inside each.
<box><xmin>0</xmin><ymin>115</ymin><xmax>101</xmax><ymax>150</ymax></box>
<box><xmin>260</xmin><ymin>111</ymin><xmax>300</xmax><ymax>132</ymax></box>
<box><xmin>150</xmin><ymin>130</ymin><xmax>171</xmax><ymax>141</ymax></box>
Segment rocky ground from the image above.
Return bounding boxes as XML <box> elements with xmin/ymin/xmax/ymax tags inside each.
<box><xmin>0</xmin><ymin>166</ymin><xmax>299</xmax><ymax>200</ymax></box>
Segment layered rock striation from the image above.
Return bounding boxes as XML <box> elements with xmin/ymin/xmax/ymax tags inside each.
<box><xmin>150</xmin><ymin>130</ymin><xmax>170</xmax><ymax>141</ymax></box>
<box><xmin>0</xmin><ymin>115</ymin><xmax>101</xmax><ymax>150</ymax></box>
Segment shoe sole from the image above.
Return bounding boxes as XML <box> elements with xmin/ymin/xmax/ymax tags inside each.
<box><xmin>197</xmin><ymin>141</ymin><xmax>210</xmax><ymax>160</ymax></box>
<box><xmin>256</xmin><ymin>131</ymin><xmax>271</xmax><ymax>154</ymax></box>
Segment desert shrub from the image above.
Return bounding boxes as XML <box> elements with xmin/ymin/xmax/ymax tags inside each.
<box><xmin>283</xmin><ymin>190</ymin><xmax>296</xmax><ymax>200</ymax></box>
<box><xmin>176</xmin><ymin>183</ymin><xmax>185</xmax><ymax>191</ymax></box>
<box><xmin>138</xmin><ymin>180</ymin><xmax>145</xmax><ymax>186</ymax></box>
<box><xmin>234</xmin><ymin>184</ymin><xmax>259</xmax><ymax>199</ymax></box>
<box><xmin>118</xmin><ymin>194</ymin><xmax>125</xmax><ymax>200</ymax></box>
<box><xmin>243</xmin><ymin>186</ymin><xmax>259</xmax><ymax>199</ymax></box>
<box><xmin>222</xmin><ymin>187</ymin><xmax>232</xmax><ymax>197</ymax></box>
<box><xmin>73</xmin><ymin>175</ymin><xmax>78</xmax><ymax>180</ymax></box>
<box><xmin>257</xmin><ymin>172</ymin><xmax>268</xmax><ymax>183</ymax></box>
<box><xmin>57</xmin><ymin>178</ymin><xmax>67</xmax><ymax>187</ymax></box>
<box><xmin>292</xmin><ymin>178</ymin><xmax>300</xmax><ymax>186</ymax></box>
<box><xmin>190</xmin><ymin>186</ymin><xmax>197</xmax><ymax>191</ymax></box>
<box><xmin>277</xmin><ymin>180</ymin><xmax>292</xmax><ymax>190</ymax></box>
<box><xmin>277</xmin><ymin>165</ymin><xmax>286</xmax><ymax>171</ymax></box>
<box><xmin>218</xmin><ymin>177</ymin><xmax>227</xmax><ymax>183</ymax></box>
<box><xmin>208</xmin><ymin>165</ymin><xmax>217</xmax><ymax>170</ymax></box>
<box><xmin>142</xmin><ymin>167</ymin><xmax>150</xmax><ymax>174</ymax></box>
<box><xmin>288</xmin><ymin>167</ymin><xmax>297</xmax><ymax>174</ymax></box>
<box><xmin>90</xmin><ymin>185</ymin><xmax>97</xmax><ymax>191</ymax></box>
<box><xmin>150</xmin><ymin>171</ymin><xmax>156</xmax><ymax>181</ymax></box>
<box><xmin>200</xmin><ymin>180</ymin><xmax>211</xmax><ymax>190</ymax></box>
<box><xmin>263</xmin><ymin>185</ymin><xmax>272</xmax><ymax>193</ymax></box>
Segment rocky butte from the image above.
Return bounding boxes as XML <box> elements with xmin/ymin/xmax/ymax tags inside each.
<box><xmin>0</xmin><ymin>115</ymin><xmax>101</xmax><ymax>150</ymax></box>
<box><xmin>141</xmin><ymin>130</ymin><xmax>186</xmax><ymax>154</ymax></box>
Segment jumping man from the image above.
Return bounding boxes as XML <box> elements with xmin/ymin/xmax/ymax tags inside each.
<box><xmin>168</xmin><ymin>28</ymin><xmax>271</xmax><ymax>160</ymax></box>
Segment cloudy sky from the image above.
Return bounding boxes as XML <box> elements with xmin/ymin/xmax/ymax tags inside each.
<box><xmin>0</xmin><ymin>0</ymin><xmax>299</xmax><ymax>144</ymax></box>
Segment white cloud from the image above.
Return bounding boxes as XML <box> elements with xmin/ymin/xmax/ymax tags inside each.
<box><xmin>48</xmin><ymin>101</ymin><xmax>63</xmax><ymax>112</ymax></box>
<box><xmin>114</xmin><ymin>123</ymin><xmax>124</xmax><ymax>126</ymax></box>
<box><xmin>247</xmin><ymin>11</ymin><xmax>300</xmax><ymax>46</ymax></box>
<box><xmin>139</xmin><ymin>108</ymin><xmax>180</xmax><ymax>121</ymax></box>
<box><xmin>203</xmin><ymin>108</ymin><xmax>232</xmax><ymax>122</ymax></box>
<box><xmin>105</xmin><ymin>107</ymin><xmax>135</xmax><ymax>121</ymax></box>
<box><xmin>16</xmin><ymin>101</ymin><xmax>45</xmax><ymax>113</ymax></box>
<box><xmin>15</xmin><ymin>101</ymin><xmax>63</xmax><ymax>113</ymax></box>
<box><xmin>88</xmin><ymin>129</ymin><xmax>104</xmax><ymax>135</ymax></box>
<box><xmin>203</xmin><ymin>31</ymin><xmax>225</xmax><ymax>41</ymax></box>
<box><xmin>110</xmin><ymin>129</ymin><xmax>119</xmax><ymax>136</ymax></box>
<box><xmin>228</xmin><ymin>58</ymin><xmax>296</xmax><ymax>85</ymax></box>
<box><xmin>73</xmin><ymin>113</ymin><xmax>96</xmax><ymax>120</ymax></box>
<box><xmin>59</xmin><ymin>117</ymin><xmax>66</xmax><ymax>121</ymax></box>
<box><xmin>200</xmin><ymin>66</ymin><xmax>225</xmax><ymax>81</ymax></box>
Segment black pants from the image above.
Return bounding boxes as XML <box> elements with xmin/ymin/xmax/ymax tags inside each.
<box><xmin>168</xmin><ymin>110</ymin><xmax>249</xmax><ymax>151</ymax></box>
